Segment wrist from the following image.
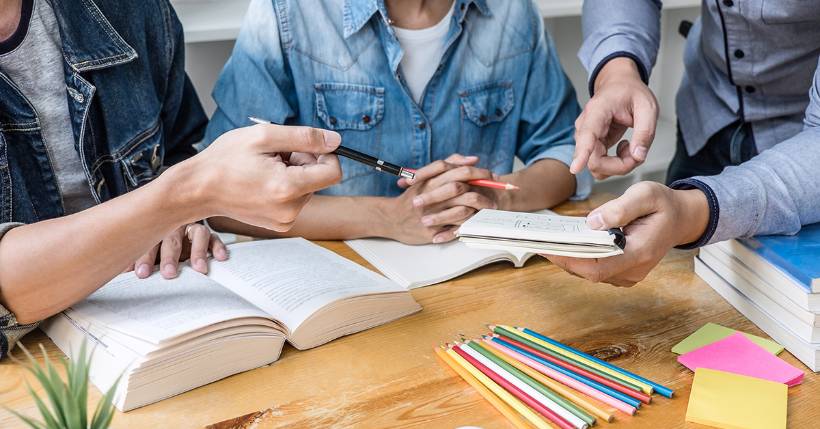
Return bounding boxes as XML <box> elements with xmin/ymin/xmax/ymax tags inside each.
<box><xmin>594</xmin><ymin>57</ymin><xmax>644</xmax><ymax>93</ymax></box>
<box><xmin>367</xmin><ymin>197</ymin><xmax>398</xmax><ymax>239</ymax></box>
<box><xmin>154</xmin><ymin>158</ymin><xmax>213</xmax><ymax>223</ymax></box>
<box><xmin>673</xmin><ymin>189</ymin><xmax>711</xmax><ymax>246</ymax></box>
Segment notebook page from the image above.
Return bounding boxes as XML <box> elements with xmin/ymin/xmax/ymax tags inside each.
<box><xmin>208</xmin><ymin>238</ymin><xmax>407</xmax><ymax>332</ymax></box>
<box><xmin>68</xmin><ymin>267</ymin><xmax>271</xmax><ymax>345</ymax></box>
<box><xmin>458</xmin><ymin>209</ymin><xmax>613</xmax><ymax>244</ymax></box>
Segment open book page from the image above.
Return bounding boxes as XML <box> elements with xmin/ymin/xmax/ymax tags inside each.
<box><xmin>68</xmin><ymin>267</ymin><xmax>273</xmax><ymax>345</ymax></box>
<box><xmin>458</xmin><ymin>209</ymin><xmax>614</xmax><ymax>244</ymax></box>
<box><xmin>207</xmin><ymin>238</ymin><xmax>408</xmax><ymax>333</ymax></box>
<box><xmin>346</xmin><ymin>239</ymin><xmax>532</xmax><ymax>289</ymax></box>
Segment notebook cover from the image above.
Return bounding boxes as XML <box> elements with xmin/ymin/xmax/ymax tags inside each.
<box><xmin>740</xmin><ymin>222</ymin><xmax>820</xmax><ymax>292</ymax></box>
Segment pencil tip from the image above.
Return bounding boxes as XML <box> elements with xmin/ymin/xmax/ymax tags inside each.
<box><xmin>486</xmin><ymin>324</ymin><xmax>496</xmax><ymax>330</ymax></box>
<box><xmin>508</xmin><ymin>184</ymin><xmax>520</xmax><ymax>190</ymax></box>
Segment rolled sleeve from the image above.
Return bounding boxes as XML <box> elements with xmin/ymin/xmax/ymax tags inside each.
<box><xmin>0</xmin><ymin>222</ymin><xmax>39</xmax><ymax>360</ymax></box>
<box><xmin>528</xmin><ymin>145</ymin><xmax>593</xmax><ymax>200</ymax></box>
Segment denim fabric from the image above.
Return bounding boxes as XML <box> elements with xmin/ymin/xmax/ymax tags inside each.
<box><xmin>670</xmin><ymin>58</ymin><xmax>820</xmax><ymax>246</ymax></box>
<box><xmin>580</xmin><ymin>0</ymin><xmax>820</xmax><ymax>157</ymax></box>
<box><xmin>0</xmin><ymin>0</ymin><xmax>206</xmax><ymax>226</ymax></box>
<box><xmin>665</xmin><ymin>120</ymin><xmax>756</xmax><ymax>185</ymax></box>
<box><xmin>206</xmin><ymin>0</ymin><xmax>591</xmax><ymax>199</ymax></box>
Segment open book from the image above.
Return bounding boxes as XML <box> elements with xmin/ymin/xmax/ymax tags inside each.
<box><xmin>456</xmin><ymin>209</ymin><xmax>625</xmax><ymax>258</ymax></box>
<box><xmin>41</xmin><ymin>238</ymin><xmax>420</xmax><ymax>411</ymax></box>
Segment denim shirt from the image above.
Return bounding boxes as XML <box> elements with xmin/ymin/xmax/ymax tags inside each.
<box><xmin>206</xmin><ymin>0</ymin><xmax>591</xmax><ymax>199</ymax></box>
<box><xmin>0</xmin><ymin>0</ymin><xmax>206</xmax><ymax>359</ymax></box>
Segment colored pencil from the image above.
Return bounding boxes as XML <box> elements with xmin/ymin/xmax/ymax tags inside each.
<box><xmin>468</xmin><ymin>341</ymin><xmax>596</xmax><ymax>427</ymax></box>
<box><xmin>491</xmin><ymin>330</ymin><xmax>650</xmax><ymax>405</ymax></box>
<box><xmin>493</xmin><ymin>325</ymin><xmax>648</xmax><ymax>398</ymax></box>
<box><xmin>486</xmin><ymin>337</ymin><xmax>637</xmax><ymax>415</ymax></box>
<box><xmin>517</xmin><ymin>326</ymin><xmax>674</xmax><ymax>398</ymax></box>
<box><xmin>402</xmin><ymin>169</ymin><xmax>519</xmax><ymax>191</ymax></box>
<box><xmin>480</xmin><ymin>336</ymin><xmax>616</xmax><ymax>422</ymax></box>
<box><xmin>452</xmin><ymin>344</ymin><xmax>576</xmax><ymax>429</ymax></box>
<box><xmin>434</xmin><ymin>346</ymin><xmax>532</xmax><ymax>429</ymax></box>
<box><xmin>492</xmin><ymin>336</ymin><xmax>643</xmax><ymax>409</ymax></box>
<box><xmin>500</xmin><ymin>325</ymin><xmax>654</xmax><ymax>396</ymax></box>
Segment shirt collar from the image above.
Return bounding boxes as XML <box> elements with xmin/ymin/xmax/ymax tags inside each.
<box><xmin>343</xmin><ymin>0</ymin><xmax>491</xmax><ymax>39</ymax></box>
<box><xmin>48</xmin><ymin>0</ymin><xmax>137</xmax><ymax>72</ymax></box>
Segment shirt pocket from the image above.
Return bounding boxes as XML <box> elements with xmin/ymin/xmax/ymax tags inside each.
<box><xmin>760</xmin><ymin>0</ymin><xmax>820</xmax><ymax>24</ymax></box>
<box><xmin>115</xmin><ymin>121</ymin><xmax>164</xmax><ymax>191</ymax></box>
<box><xmin>314</xmin><ymin>83</ymin><xmax>385</xmax><ymax>186</ymax></box>
<box><xmin>458</xmin><ymin>81</ymin><xmax>515</xmax><ymax>168</ymax></box>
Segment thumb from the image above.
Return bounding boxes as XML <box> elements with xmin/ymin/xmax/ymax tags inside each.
<box><xmin>586</xmin><ymin>183</ymin><xmax>659</xmax><ymax>230</ymax></box>
<box><xmin>252</xmin><ymin>124</ymin><xmax>341</xmax><ymax>154</ymax></box>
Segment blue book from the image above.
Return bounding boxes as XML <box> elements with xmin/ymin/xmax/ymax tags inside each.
<box><xmin>738</xmin><ymin>223</ymin><xmax>820</xmax><ymax>294</ymax></box>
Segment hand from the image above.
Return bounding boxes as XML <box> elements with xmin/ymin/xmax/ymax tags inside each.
<box><xmin>543</xmin><ymin>182</ymin><xmax>709</xmax><ymax>286</ymax></box>
<box><xmin>129</xmin><ymin>223</ymin><xmax>229</xmax><ymax>279</ymax></box>
<box><xmin>175</xmin><ymin>123</ymin><xmax>343</xmax><ymax>232</ymax></box>
<box><xmin>572</xmin><ymin>57</ymin><xmax>659</xmax><ymax>180</ymax></box>
<box><xmin>381</xmin><ymin>154</ymin><xmax>500</xmax><ymax>244</ymax></box>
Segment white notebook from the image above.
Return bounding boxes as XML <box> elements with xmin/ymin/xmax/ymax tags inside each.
<box><xmin>41</xmin><ymin>238</ymin><xmax>420</xmax><ymax>411</ymax></box>
<box><xmin>456</xmin><ymin>209</ymin><xmax>625</xmax><ymax>258</ymax></box>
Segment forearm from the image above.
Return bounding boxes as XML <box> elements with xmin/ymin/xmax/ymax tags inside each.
<box><xmin>499</xmin><ymin>159</ymin><xmax>576</xmax><ymax>212</ymax></box>
<box><xmin>210</xmin><ymin>195</ymin><xmax>391</xmax><ymax>240</ymax></box>
<box><xmin>0</xmin><ymin>164</ymin><xmax>204</xmax><ymax>324</ymax></box>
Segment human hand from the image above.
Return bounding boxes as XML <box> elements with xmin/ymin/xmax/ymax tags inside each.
<box><xmin>381</xmin><ymin>154</ymin><xmax>500</xmax><ymax>244</ymax></box>
<box><xmin>130</xmin><ymin>223</ymin><xmax>228</xmax><ymax>279</ymax></box>
<box><xmin>571</xmin><ymin>57</ymin><xmax>659</xmax><ymax>180</ymax></box>
<box><xmin>176</xmin><ymin>123</ymin><xmax>343</xmax><ymax>232</ymax></box>
<box><xmin>543</xmin><ymin>182</ymin><xmax>709</xmax><ymax>286</ymax></box>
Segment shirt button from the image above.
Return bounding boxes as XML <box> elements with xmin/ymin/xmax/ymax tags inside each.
<box><xmin>460</xmin><ymin>2</ymin><xmax>465</xmax><ymax>11</ymax></box>
<box><xmin>479</xmin><ymin>114</ymin><xmax>488</xmax><ymax>122</ymax></box>
<box><xmin>745</xmin><ymin>85</ymin><xmax>756</xmax><ymax>93</ymax></box>
<box><xmin>494</xmin><ymin>108</ymin><xmax>503</xmax><ymax>117</ymax></box>
<box><xmin>417</xmin><ymin>122</ymin><xmax>426</xmax><ymax>129</ymax></box>
<box><xmin>361</xmin><ymin>115</ymin><xmax>371</xmax><ymax>124</ymax></box>
<box><xmin>73</xmin><ymin>92</ymin><xmax>85</xmax><ymax>103</ymax></box>
<box><xmin>722</xmin><ymin>0</ymin><xmax>733</xmax><ymax>6</ymax></box>
<box><xmin>734</xmin><ymin>49</ymin><xmax>745</xmax><ymax>59</ymax></box>
<box><xmin>329</xmin><ymin>116</ymin><xmax>338</xmax><ymax>126</ymax></box>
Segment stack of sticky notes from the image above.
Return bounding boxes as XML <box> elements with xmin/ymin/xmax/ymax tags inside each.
<box><xmin>673</xmin><ymin>323</ymin><xmax>802</xmax><ymax>429</ymax></box>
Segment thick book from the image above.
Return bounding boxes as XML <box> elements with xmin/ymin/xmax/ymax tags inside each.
<box><xmin>733</xmin><ymin>223</ymin><xmax>820</xmax><ymax>293</ymax></box>
<box><xmin>694</xmin><ymin>257</ymin><xmax>820</xmax><ymax>371</ymax></box>
<box><xmin>455</xmin><ymin>209</ymin><xmax>625</xmax><ymax>258</ymax></box>
<box><xmin>41</xmin><ymin>238</ymin><xmax>421</xmax><ymax>411</ymax></box>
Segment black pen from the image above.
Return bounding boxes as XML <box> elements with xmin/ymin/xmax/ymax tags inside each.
<box><xmin>248</xmin><ymin>117</ymin><xmax>415</xmax><ymax>180</ymax></box>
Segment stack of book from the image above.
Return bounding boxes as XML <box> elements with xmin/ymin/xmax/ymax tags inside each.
<box><xmin>694</xmin><ymin>223</ymin><xmax>820</xmax><ymax>371</ymax></box>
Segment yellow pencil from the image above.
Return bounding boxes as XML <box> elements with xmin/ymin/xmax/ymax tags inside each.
<box><xmin>480</xmin><ymin>336</ymin><xmax>616</xmax><ymax>422</ymax></box>
<box><xmin>501</xmin><ymin>325</ymin><xmax>654</xmax><ymax>395</ymax></box>
<box><xmin>441</xmin><ymin>346</ymin><xmax>553</xmax><ymax>429</ymax></box>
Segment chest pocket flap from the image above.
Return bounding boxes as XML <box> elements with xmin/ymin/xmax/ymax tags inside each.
<box><xmin>315</xmin><ymin>83</ymin><xmax>384</xmax><ymax>131</ymax></box>
<box><xmin>460</xmin><ymin>81</ymin><xmax>515</xmax><ymax>126</ymax></box>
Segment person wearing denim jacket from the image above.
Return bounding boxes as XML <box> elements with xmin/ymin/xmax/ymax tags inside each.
<box><xmin>0</xmin><ymin>0</ymin><xmax>343</xmax><ymax>359</ymax></box>
<box><xmin>205</xmin><ymin>0</ymin><xmax>593</xmax><ymax>244</ymax></box>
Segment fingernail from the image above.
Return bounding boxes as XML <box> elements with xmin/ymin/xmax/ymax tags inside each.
<box><xmin>136</xmin><ymin>264</ymin><xmax>150</xmax><ymax>278</ymax></box>
<box><xmin>432</xmin><ymin>235</ymin><xmax>446</xmax><ymax>243</ymax></box>
<box><xmin>632</xmin><ymin>146</ymin><xmax>648</xmax><ymax>161</ymax></box>
<box><xmin>162</xmin><ymin>263</ymin><xmax>177</xmax><ymax>278</ymax></box>
<box><xmin>322</xmin><ymin>130</ymin><xmax>342</xmax><ymax>149</ymax></box>
<box><xmin>412</xmin><ymin>196</ymin><xmax>424</xmax><ymax>207</ymax></box>
<box><xmin>195</xmin><ymin>258</ymin><xmax>208</xmax><ymax>272</ymax></box>
<box><xmin>215</xmin><ymin>247</ymin><xmax>228</xmax><ymax>261</ymax></box>
<box><xmin>421</xmin><ymin>216</ymin><xmax>433</xmax><ymax>226</ymax></box>
<box><xmin>587</xmin><ymin>212</ymin><xmax>605</xmax><ymax>230</ymax></box>
<box><xmin>465</xmin><ymin>155</ymin><xmax>478</xmax><ymax>161</ymax></box>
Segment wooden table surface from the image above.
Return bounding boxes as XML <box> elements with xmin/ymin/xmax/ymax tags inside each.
<box><xmin>1</xmin><ymin>195</ymin><xmax>817</xmax><ymax>428</ymax></box>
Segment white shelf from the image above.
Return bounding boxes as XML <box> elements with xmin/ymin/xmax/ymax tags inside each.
<box><xmin>174</xmin><ymin>0</ymin><xmax>701</xmax><ymax>44</ymax></box>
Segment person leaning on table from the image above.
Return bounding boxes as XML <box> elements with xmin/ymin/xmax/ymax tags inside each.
<box><xmin>542</xmin><ymin>0</ymin><xmax>820</xmax><ymax>285</ymax></box>
<box><xmin>0</xmin><ymin>0</ymin><xmax>342</xmax><ymax>359</ymax></box>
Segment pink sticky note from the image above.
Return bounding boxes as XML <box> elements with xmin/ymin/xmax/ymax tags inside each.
<box><xmin>678</xmin><ymin>332</ymin><xmax>804</xmax><ymax>386</ymax></box>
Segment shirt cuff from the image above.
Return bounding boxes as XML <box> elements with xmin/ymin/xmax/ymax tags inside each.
<box><xmin>0</xmin><ymin>222</ymin><xmax>39</xmax><ymax>360</ymax></box>
<box><xmin>527</xmin><ymin>144</ymin><xmax>593</xmax><ymax>201</ymax></box>
<box><xmin>669</xmin><ymin>179</ymin><xmax>719</xmax><ymax>249</ymax></box>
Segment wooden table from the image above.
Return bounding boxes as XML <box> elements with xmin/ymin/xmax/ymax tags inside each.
<box><xmin>1</xmin><ymin>195</ymin><xmax>817</xmax><ymax>428</ymax></box>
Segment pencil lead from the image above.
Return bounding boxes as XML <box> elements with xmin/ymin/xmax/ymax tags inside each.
<box><xmin>486</xmin><ymin>324</ymin><xmax>497</xmax><ymax>330</ymax></box>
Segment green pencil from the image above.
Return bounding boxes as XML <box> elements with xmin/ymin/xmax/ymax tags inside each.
<box><xmin>467</xmin><ymin>341</ymin><xmax>597</xmax><ymax>427</ymax></box>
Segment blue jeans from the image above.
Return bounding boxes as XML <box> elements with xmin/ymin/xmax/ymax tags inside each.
<box><xmin>666</xmin><ymin>120</ymin><xmax>757</xmax><ymax>185</ymax></box>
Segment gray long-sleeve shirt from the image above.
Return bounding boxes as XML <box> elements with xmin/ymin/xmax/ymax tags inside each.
<box><xmin>580</xmin><ymin>0</ymin><xmax>820</xmax><ymax>245</ymax></box>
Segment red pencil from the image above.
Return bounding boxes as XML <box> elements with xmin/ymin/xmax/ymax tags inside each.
<box><xmin>494</xmin><ymin>335</ymin><xmax>652</xmax><ymax>404</ymax></box>
<box><xmin>403</xmin><ymin>169</ymin><xmax>519</xmax><ymax>191</ymax></box>
<box><xmin>451</xmin><ymin>345</ymin><xmax>575</xmax><ymax>429</ymax></box>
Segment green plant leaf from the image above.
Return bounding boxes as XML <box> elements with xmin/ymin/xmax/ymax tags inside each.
<box><xmin>4</xmin><ymin>407</ymin><xmax>46</xmax><ymax>429</ymax></box>
<box><xmin>90</xmin><ymin>373</ymin><xmax>122</xmax><ymax>429</ymax></box>
<box><xmin>26</xmin><ymin>383</ymin><xmax>61</xmax><ymax>429</ymax></box>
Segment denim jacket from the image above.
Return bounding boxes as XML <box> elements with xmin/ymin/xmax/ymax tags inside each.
<box><xmin>206</xmin><ymin>0</ymin><xmax>591</xmax><ymax>198</ymax></box>
<box><xmin>0</xmin><ymin>0</ymin><xmax>206</xmax><ymax>359</ymax></box>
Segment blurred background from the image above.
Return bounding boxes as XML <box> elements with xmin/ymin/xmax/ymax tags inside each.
<box><xmin>173</xmin><ymin>0</ymin><xmax>700</xmax><ymax>194</ymax></box>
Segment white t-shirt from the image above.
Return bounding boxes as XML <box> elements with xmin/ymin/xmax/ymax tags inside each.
<box><xmin>392</xmin><ymin>2</ymin><xmax>455</xmax><ymax>104</ymax></box>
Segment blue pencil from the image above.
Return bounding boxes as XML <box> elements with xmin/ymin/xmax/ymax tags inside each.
<box><xmin>519</xmin><ymin>327</ymin><xmax>674</xmax><ymax>398</ymax></box>
<box><xmin>492</xmin><ymin>337</ymin><xmax>642</xmax><ymax>409</ymax></box>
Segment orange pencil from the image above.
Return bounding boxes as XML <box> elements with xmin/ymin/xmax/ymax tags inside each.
<box><xmin>404</xmin><ymin>169</ymin><xmax>519</xmax><ymax>191</ymax></box>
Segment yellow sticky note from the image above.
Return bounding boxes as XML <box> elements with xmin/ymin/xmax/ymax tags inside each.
<box><xmin>686</xmin><ymin>368</ymin><xmax>787</xmax><ymax>429</ymax></box>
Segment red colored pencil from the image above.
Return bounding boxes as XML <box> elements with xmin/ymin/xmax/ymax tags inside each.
<box><xmin>403</xmin><ymin>169</ymin><xmax>519</xmax><ymax>191</ymax></box>
<box><xmin>495</xmin><ymin>335</ymin><xmax>652</xmax><ymax>404</ymax></box>
<box><xmin>451</xmin><ymin>345</ymin><xmax>575</xmax><ymax>429</ymax></box>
